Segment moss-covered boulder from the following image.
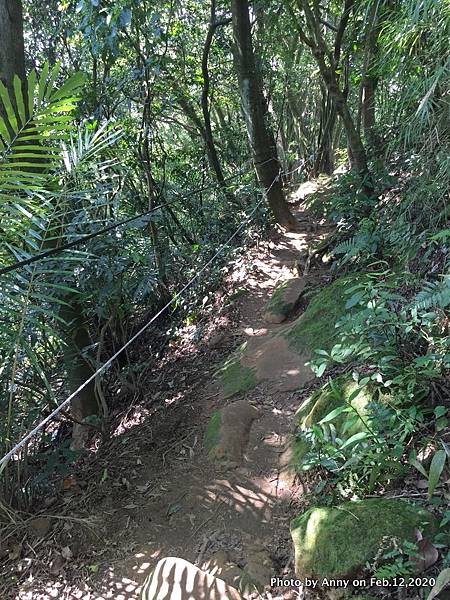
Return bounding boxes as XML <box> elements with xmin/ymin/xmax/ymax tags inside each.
<box><xmin>263</xmin><ymin>278</ymin><xmax>306</xmax><ymax>324</ymax></box>
<box><xmin>297</xmin><ymin>377</ymin><xmax>375</xmax><ymax>431</ymax></box>
<box><xmin>290</xmin><ymin>499</ymin><xmax>437</xmax><ymax>580</ymax></box>
<box><xmin>205</xmin><ymin>400</ymin><xmax>259</xmax><ymax>466</ymax></box>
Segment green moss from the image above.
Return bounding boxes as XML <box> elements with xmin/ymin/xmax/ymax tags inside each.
<box><xmin>266</xmin><ymin>281</ymin><xmax>293</xmax><ymax>317</ymax></box>
<box><xmin>286</xmin><ymin>274</ymin><xmax>363</xmax><ymax>354</ymax></box>
<box><xmin>204</xmin><ymin>410</ymin><xmax>221</xmax><ymax>451</ymax></box>
<box><xmin>217</xmin><ymin>344</ymin><xmax>257</xmax><ymax>398</ymax></box>
<box><xmin>291</xmin><ymin>499</ymin><xmax>437</xmax><ymax>579</ymax></box>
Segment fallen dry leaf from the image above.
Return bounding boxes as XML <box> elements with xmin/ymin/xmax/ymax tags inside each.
<box><xmin>63</xmin><ymin>476</ymin><xmax>78</xmax><ymax>492</ymax></box>
<box><xmin>8</xmin><ymin>543</ymin><xmax>22</xmax><ymax>561</ymax></box>
<box><xmin>410</xmin><ymin>538</ymin><xmax>439</xmax><ymax>573</ymax></box>
<box><xmin>61</xmin><ymin>546</ymin><xmax>73</xmax><ymax>560</ymax></box>
<box><xmin>29</xmin><ymin>517</ymin><xmax>52</xmax><ymax>538</ymax></box>
<box><xmin>416</xmin><ymin>479</ymin><xmax>429</xmax><ymax>490</ymax></box>
<box><xmin>50</xmin><ymin>553</ymin><xmax>64</xmax><ymax>576</ymax></box>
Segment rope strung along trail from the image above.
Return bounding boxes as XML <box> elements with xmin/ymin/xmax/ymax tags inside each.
<box><xmin>0</xmin><ymin>169</ymin><xmax>255</xmax><ymax>277</ymax></box>
<box><xmin>0</xmin><ymin>171</ymin><xmax>281</xmax><ymax>468</ymax></box>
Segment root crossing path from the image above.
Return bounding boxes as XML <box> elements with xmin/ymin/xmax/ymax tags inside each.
<box><xmin>16</xmin><ymin>183</ymin><xmax>332</xmax><ymax>600</ymax></box>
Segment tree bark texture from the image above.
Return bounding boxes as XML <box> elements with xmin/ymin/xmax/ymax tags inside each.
<box><xmin>360</xmin><ymin>0</ymin><xmax>381</xmax><ymax>153</ymax></box>
<box><xmin>0</xmin><ymin>0</ymin><xmax>26</xmax><ymax>92</ymax></box>
<box><xmin>200</xmin><ymin>1</ymin><xmax>237</xmax><ymax>204</ymax></box>
<box><xmin>296</xmin><ymin>0</ymin><xmax>372</xmax><ymax>186</ymax></box>
<box><xmin>231</xmin><ymin>0</ymin><xmax>297</xmax><ymax>230</ymax></box>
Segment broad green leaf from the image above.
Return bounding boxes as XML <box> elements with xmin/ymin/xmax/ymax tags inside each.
<box><xmin>13</xmin><ymin>75</ymin><xmax>26</xmax><ymax>126</ymax></box>
<box><xmin>0</xmin><ymin>81</ymin><xmax>18</xmax><ymax>133</ymax></box>
<box><xmin>37</xmin><ymin>63</ymin><xmax>50</xmax><ymax>107</ymax></box>
<box><xmin>409</xmin><ymin>455</ymin><xmax>428</xmax><ymax>478</ymax></box>
<box><xmin>347</xmin><ymin>386</ymin><xmax>364</xmax><ymax>403</ymax></box>
<box><xmin>428</xmin><ymin>449</ymin><xmax>446</xmax><ymax>498</ymax></box>
<box><xmin>318</xmin><ymin>405</ymin><xmax>349</xmax><ymax>424</ymax></box>
<box><xmin>27</xmin><ymin>69</ymin><xmax>37</xmax><ymax>116</ymax></box>
<box><xmin>339</xmin><ymin>431</ymin><xmax>369</xmax><ymax>450</ymax></box>
<box><xmin>50</xmin><ymin>72</ymin><xmax>85</xmax><ymax>101</ymax></box>
<box><xmin>45</xmin><ymin>62</ymin><xmax>61</xmax><ymax>102</ymax></box>
<box><xmin>427</xmin><ymin>568</ymin><xmax>450</xmax><ymax>599</ymax></box>
<box><xmin>316</xmin><ymin>362</ymin><xmax>327</xmax><ymax>377</ymax></box>
<box><xmin>434</xmin><ymin>406</ymin><xmax>447</xmax><ymax>419</ymax></box>
<box><xmin>0</xmin><ymin>117</ymin><xmax>11</xmax><ymax>144</ymax></box>
<box><xmin>346</xmin><ymin>291</ymin><xmax>364</xmax><ymax>308</ymax></box>
<box><xmin>430</xmin><ymin>229</ymin><xmax>450</xmax><ymax>241</ymax></box>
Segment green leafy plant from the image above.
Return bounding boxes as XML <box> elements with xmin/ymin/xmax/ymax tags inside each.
<box><xmin>371</xmin><ymin>539</ymin><xmax>419</xmax><ymax>580</ymax></box>
<box><xmin>409</xmin><ymin>447</ymin><xmax>447</xmax><ymax>499</ymax></box>
<box><xmin>311</xmin><ymin>272</ymin><xmax>449</xmax><ymax>401</ymax></box>
<box><xmin>0</xmin><ymin>65</ymin><xmax>125</xmax><ymax>506</ymax></box>
<box><xmin>299</xmin><ymin>379</ymin><xmax>414</xmax><ymax>496</ymax></box>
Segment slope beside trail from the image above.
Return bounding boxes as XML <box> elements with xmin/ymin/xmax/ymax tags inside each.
<box><xmin>12</xmin><ymin>181</ymin><xmax>333</xmax><ymax>600</ymax></box>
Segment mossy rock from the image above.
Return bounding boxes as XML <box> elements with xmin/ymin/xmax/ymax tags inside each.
<box><xmin>264</xmin><ymin>278</ymin><xmax>306</xmax><ymax>324</ymax></box>
<box><xmin>287</xmin><ymin>376</ymin><xmax>381</xmax><ymax>473</ymax></box>
<box><xmin>205</xmin><ymin>400</ymin><xmax>259</xmax><ymax>466</ymax></box>
<box><xmin>217</xmin><ymin>343</ymin><xmax>257</xmax><ymax>399</ymax></box>
<box><xmin>291</xmin><ymin>498</ymin><xmax>437</xmax><ymax>580</ymax></box>
<box><xmin>285</xmin><ymin>274</ymin><xmax>366</xmax><ymax>354</ymax></box>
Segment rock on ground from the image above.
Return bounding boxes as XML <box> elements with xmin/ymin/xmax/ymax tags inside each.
<box><xmin>290</xmin><ymin>498</ymin><xmax>437</xmax><ymax>581</ymax></box>
<box><xmin>140</xmin><ymin>556</ymin><xmax>242</xmax><ymax>599</ymax></box>
<box><xmin>263</xmin><ymin>277</ymin><xmax>306</xmax><ymax>324</ymax></box>
<box><xmin>205</xmin><ymin>400</ymin><xmax>260</xmax><ymax>467</ymax></box>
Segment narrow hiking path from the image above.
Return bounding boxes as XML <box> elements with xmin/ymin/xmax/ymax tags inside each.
<box><xmin>12</xmin><ymin>182</ymin><xmax>334</xmax><ymax>600</ymax></box>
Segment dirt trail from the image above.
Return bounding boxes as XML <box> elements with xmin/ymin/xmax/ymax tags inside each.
<box><xmin>13</xmin><ymin>184</ymin><xmax>332</xmax><ymax>600</ymax></box>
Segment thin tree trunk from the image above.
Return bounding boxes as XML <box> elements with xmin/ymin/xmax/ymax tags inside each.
<box><xmin>200</xmin><ymin>1</ymin><xmax>236</xmax><ymax>204</ymax></box>
<box><xmin>360</xmin><ymin>1</ymin><xmax>381</xmax><ymax>153</ymax></box>
<box><xmin>295</xmin><ymin>0</ymin><xmax>372</xmax><ymax>189</ymax></box>
<box><xmin>314</xmin><ymin>87</ymin><xmax>336</xmax><ymax>175</ymax></box>
<box><xmin>231</xmin><ymin>0</ymin><xmax>297</xmax><ymax>230</ymax></box>
<box><xmin>61</xmin><ymin>300</ymin><xmax>99</xmax><ymax>449</ymax></box>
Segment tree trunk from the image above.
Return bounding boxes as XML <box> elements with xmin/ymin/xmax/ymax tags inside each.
<box><xmin>360</xmin><ymin>1</ymin><xmax>381</xmax><ymax>153</ymax></box>
<box><xmin>312</xmin><ymin>49</ymin><xmax>369</xmax><ymax>178</ymax></box>
<box><xmin>200</xmin><ymin>1</ymin><xmax>237</xmax><ymax>204</ymax></box>
<box><xmin>0</xmin><ymin>0</ymin><xmax>27</xmax><ymax>128</ymax></box>
<box><xmin>0</xmin><ymin>0</ymin><xmax>26</xmax><ymax>93</ymax></box>
<box><xmin>314</xmin><ymin>87</ymin><xmax>336</xmax><ymax>176</ymax></box>
<box><xmin>61</xmin><ymin>299</ymin><xmax>99</xmax><ymax>449</ymax></box>
<box><xmin>295</xmin><ymin>0</ymin><xmax>373</xmax><ymax>191</ymax></box>
<box><xmin>362</xmin><ymin>77</ymin><xmax>377</xmax><ymax>137</ymax></box>
<box><xmin>231</xmin><ymin>0</ymin><xmax>297</xmax><ymax>230</ymax></box>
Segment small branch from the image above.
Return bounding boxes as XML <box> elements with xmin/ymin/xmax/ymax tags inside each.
<box><xmin>320</xmin><ymin>18</ymin><xmax>338</xmax><ymax>32</ymax></box>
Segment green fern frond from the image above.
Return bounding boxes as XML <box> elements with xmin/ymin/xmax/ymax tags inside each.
<box><xmin>413</xmin><ymin>276</ymin><xmax>450</xmax><ymax>310</ymax></box>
